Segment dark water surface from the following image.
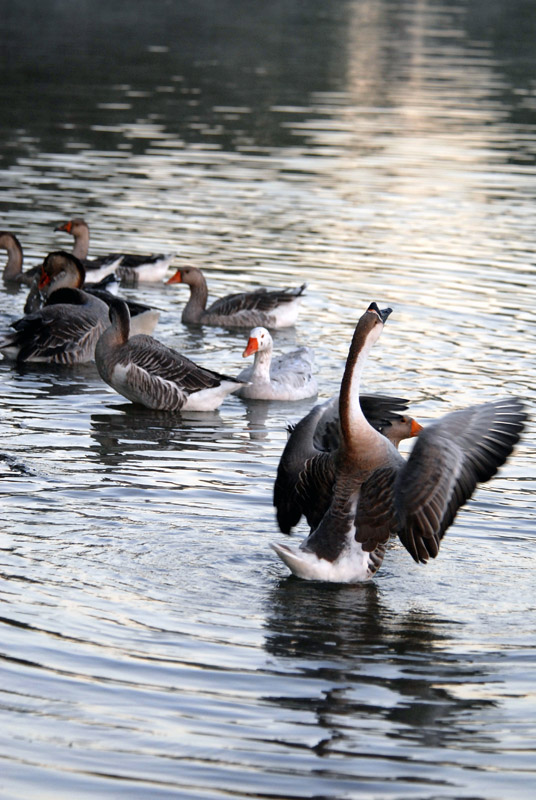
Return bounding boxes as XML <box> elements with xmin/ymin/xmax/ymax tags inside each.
<box><xmin>1</xmin><ymin>1</ymin><xmax>535</xmax><ymax>798</ymax></box>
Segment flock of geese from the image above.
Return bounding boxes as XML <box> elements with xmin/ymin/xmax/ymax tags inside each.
<box><xmin>0</xmin><ymin>220</ymin><xmax>527</xmax><ymax>583</ymax></box>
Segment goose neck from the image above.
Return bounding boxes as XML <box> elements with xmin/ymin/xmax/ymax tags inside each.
<box><xmin>338</xmin><ymin>328</ymin><xmax>376</xmax><ymax>456</ymax></box>
<box><xmin>182</xmin><ymin>280</ymin><xmax>208</xmax><ymax>323</ymax></box>
<box><xmin>72</xmin><ymin>226</ymin><xmax>90</xmax><ymax>260</ymax></box>
<box><xmin>2</xmin><ymin>237</ymin><xmax>23</xmax><ymax>281</ymax></box>
<box><xmin>251</xmin><ymin>347</ymin><xmax>272</xmax><ymax>382</ymax></box>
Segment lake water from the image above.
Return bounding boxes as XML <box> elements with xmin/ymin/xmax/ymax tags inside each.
<box><xmin>1</xmin><ymin>1</ymin><xmax>535</xmax><ymax>798</ymax></box>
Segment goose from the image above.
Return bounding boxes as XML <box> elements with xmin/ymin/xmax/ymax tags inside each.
<box><xmin>166</xmin><ymin>266</ymin><xmax>306</xmax><ymax>328</ymax></box>
<box><xmin>0</xmin><ymin>257</ymin><xmax>109</xmax><ymax>364</ymax></box>
<box><xmin>275</xmin><ymin>393</ymin><xmax>422</xmax><ymax>536</ymax></box>
<box><xmin>0</xmin><ymin>232</ymin><xmax>39</xmax><ymax>286</ymax></box>
<box><xmin>271</xmin><ymin>303</ymin><xmax>526</xmax><ymax>582</ymax></box>
<box><xmin>26</xmin><ymin>250</ymin><xmax>160</xmax><ymax>335</ymax></box>
<box><xmin>95</xmin><ymin>299</ymin><xmax>247</xmax><ymax>411</ymax></box>
<box><xmin>55</xmin><ymin>218</ymin><xmax>175</xmax><ymax>284</ymax></box>
<box><xmin>235</xmin><ymin>326</ymin><xmax>318</xmax><ymax>401</ymax></box>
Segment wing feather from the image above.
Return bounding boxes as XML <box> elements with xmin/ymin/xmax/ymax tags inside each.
<box><xmin>11</xmin><ymin>306</ymin><xmax>104</xmax><ymax>363</ymax></box>
<box><xmin>395</xmin><ymin>398</ymin><xmax>526</xmax><ymax>563</ymax></box>
<box><xmin>117</xmin><ymin>335</ymin><xmax>239</xmax><ymax>394</ymax></box>
<box><xmin>207</xmin><ymin>284</ymin><xmax>305</xmax><ymax>317</ymax></box>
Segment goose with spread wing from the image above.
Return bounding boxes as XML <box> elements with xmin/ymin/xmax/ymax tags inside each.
<box><xmin>235</xmin><ymin>326</ymin><xmax>317</xmax><ymax>401</ymax></box>
<box><xmin>95</xmin><ymin>299</ymin><xmax>246</xmax><ymax>411</ymax></box>
<box><xmin>55</xmin><ymin>218</ymin><xmax>175</xmax><ymax>284</ymax></box>
<box><xmin>272</xmin><ymin>303</ymin><xmax>526</xmax><ymax>582</ymax></box>
<box><xmin>166</xmin><ymin>266</ymin><xmax>306</xmax><ymax>328</ymax></box>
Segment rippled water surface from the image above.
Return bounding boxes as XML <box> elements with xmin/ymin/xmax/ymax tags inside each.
<box><xmin>1</xmin><ymin>1</ymin><xmax>535</xmax><ymax>798</ymax></box>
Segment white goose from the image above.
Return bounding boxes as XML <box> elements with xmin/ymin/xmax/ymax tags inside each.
<box><xmin>95</xmin><ymin>299</ymin><xmax>246</xmax><ymax>411</ymax></box>
<box><xmin>235</xmin><ymin>326</ymin><xmax>317</xmax><ymax>401</ymax></box>
<box><xmin>55</xmin><ymin>218</ymin><xmax>175</xmax><ymax>284</ymax></box>
<box><xmin>272</xmin><ymin>303</ymin><xmax>526</xmax><ymax>582</ymax></box>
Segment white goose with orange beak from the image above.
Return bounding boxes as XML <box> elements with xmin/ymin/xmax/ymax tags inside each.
<box><xmin>235</xmin><ymin>326</ymin><xmax>318</xmax><ymax>401</ymax></box>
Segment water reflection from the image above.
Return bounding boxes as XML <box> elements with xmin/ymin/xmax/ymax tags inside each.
<box><xmin>89</xmin><ymin>406</ymin><xmax>226</xmax><ymax>467</ymax></box>
<box><xmin>264</xmin><ymin>578</ymin><xmax>498</xmax><ymax>755</ymax></box>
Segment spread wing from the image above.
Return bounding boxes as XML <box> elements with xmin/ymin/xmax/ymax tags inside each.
<box><xmin>294</xmin><ymin>452</ymin><xmax>338</xmax><ymax>532</ymax></box>
<box><xmin>394</xmin><ymin>398</ymin><xmax>527</xmax><ymax>563</ymax></box>
<box><xmin>273</xmin><ymin>397</ymin><xmax>337</xmax><ymax>533</ymax></box>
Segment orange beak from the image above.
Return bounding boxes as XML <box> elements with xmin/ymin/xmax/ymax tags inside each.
<box><xmin>243</xmin><ymin>337</ymin><xmax>259</xmax><ymax>358</ymax></box>
<box><xmin>55</xmin><ymin>221</ymin><xmax>72</xmax><ymax>233</ymax></box>
<box><xmin>38</xmin><ymin>269</ymin><xmax>51</xmax><ymax>290</ymax></box>
<box><xmin>166</xmin><ymin>269</ymin><xmax>182</xmax><ymax>285</ymax></box>
<box><xmin>410</xmin><ymin>418</ymin><xmax>423</xmax><ymax>437</ymax></box>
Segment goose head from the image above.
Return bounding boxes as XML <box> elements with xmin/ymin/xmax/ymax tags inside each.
<box><xmin>378</xmin><ymin>415</ymin><xmax>423</xmax><ymax>448</ymax></box>
<box><xmin>38</xmin><ymin>251</ymin><xmax>86</xmax><ymax>295</ymax></box>
<box><xmin>243</xmin><ymin>326</ymin><xmax>272</xmax><ymax>357</ymax></box>
<box><xmin>166</xmin><ymin>266</ymin><xmax>204</xmax><ymax>287</ymax></box>
<box><xmin>339</xmin><ymin>302</ymin><xmax>393</xmax><ymax>453</ymax></box>
<box><xmin>342</xmin><ymin>301</ymin><xmax>392</xmax><ymax>382</ymax></box>
<box><xmin>54</xmin><ymin>218</ymin><xmax>88</xmax><ymax>236</ymax></box>
<box><xmin>357</xmin><ymin>302</ymin><xmax>392</xmax><ymax>347</ymax></box>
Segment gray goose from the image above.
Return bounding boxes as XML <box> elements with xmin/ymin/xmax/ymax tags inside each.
<box><xmin>235</xmin><ymin>326</ymin><xmax>318</xmax><ymax>401</ymax></box>
<box><xmin>0</xmin><ymin>232</ymin><xmax>39</xmax><ymax>286</ymax></box>
<box><xmin>25</xmin><ymin>250</ymin><xmax>160</xmax><ymax>335</ymax></box>
<box><xmin>95</xmin><ymin>299</ymin><xmax>246</xmax><ymax>411</ymax></box>
<box><xmin>272</xmin><ymin>303</ymin><xmax>526</xmax><ymax>582</ymax></box>
<box><xmin>0</xmin><ymin>254</ymin><xmax>109</xmax><ymax>364</ymax></box>
<box><xmin>166</xmin><ymin>266</ymin><xmax>306</xmax><ymax>328</ymax></box>
<box><xmin>55</xmin><ymin>218</ymin><xmax>175</xmax><ymax>284</ymax></box>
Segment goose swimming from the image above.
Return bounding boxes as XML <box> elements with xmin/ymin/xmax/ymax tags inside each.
<box><xmin>0</xmin><ymin>231</ymin><xmax>39</xmax><ymax>286</ymax></box>
<box><xmin>0</xmin><ymin>255</ymin><xmax>109</xmax><ymax>364</ymax></box>
<box><xmin>95</xmin><ymin>299</ymin><xmax>246</xmax><ymax>411</ymax></box>
<box><xmin>27</xmin><ymin>250</ymin><xmax>160</xmax><ymax>335</ymax></box>
<box><xmin>55</xmin><ymin>218</ymin><xmax>175</xmax><ymax>284</ymax></box>
<box><xmin>166</xmin><ymin>266</ymin><xmax>306</xmax><ymax>328</ymax></box>
<box><xmin>236</xmin><ymin>326</ymin><xmax>317</xmax><ymax>401</ymax></box>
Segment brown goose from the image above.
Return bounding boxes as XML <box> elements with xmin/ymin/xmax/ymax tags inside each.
<box><xmin>0</xmin><ymin>232</ymin><xmax>39</xmax><ymax>286</ymax></box>
<box><xmin>26</xmin><ymin>250</ymin><xmax>160</xmax><ymax>335</ymax></box>
<box><xmin>272</xmin><ymin>303</ymin><xmax>526</xmax><ymax>582</ymax></box>
<box><xmin>166</xmin><ymin>266</ymin><xmax>306</xmax><ymax>328</ymax></box>
<box><xmin>95</xmin><ymin>299</ymin><xmax>246</xmax><ymax>411</ymax></box>
<box><xmin>0</xmin><ymin>254</ymin><xmax>109</xmax><ymax>364</ymax></box>
<box><xmin>55</xmin><ymin>218</ymin><xmax>175</xmax><ymax>284</ymax></box>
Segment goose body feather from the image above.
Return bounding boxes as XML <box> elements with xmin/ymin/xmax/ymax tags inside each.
<box><xmin>0</xmin><ymin>287</ymin><xmax>109</xmax><ymax>364</ymax></box>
